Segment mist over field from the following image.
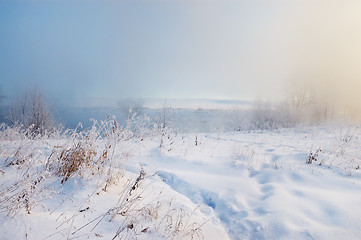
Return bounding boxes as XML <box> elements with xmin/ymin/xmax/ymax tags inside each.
<box><xmin>0</xmin><ymin>0</ymin><xmax>361</xmax><ymax>119</ymax></box>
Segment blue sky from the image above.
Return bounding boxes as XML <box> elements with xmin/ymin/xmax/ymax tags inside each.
<box><xmin>1</xmin><ymin>0</ymin><xmax>361</xmax><ymax>107</ymax></box>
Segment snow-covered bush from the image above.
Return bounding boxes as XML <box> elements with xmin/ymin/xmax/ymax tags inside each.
<box><xmin>229</xmin><ymin>97</ymin><xmax>334</xmax><ymax>132</ymax></box>
<box><xmin>247</xmin><ymin>101</ymin><xmax>299</xmax><ymax>131</ymax></box>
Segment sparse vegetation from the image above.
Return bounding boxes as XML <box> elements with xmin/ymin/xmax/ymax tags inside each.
<box><xmin>306</xmin><ymin>148</ymin><xmax>322</xmax><ymax>165</ymax></box>
<box><xmin>0</xmin><ymin>116</ymin><xmax>207</xmax><ymax>240</ymax></box>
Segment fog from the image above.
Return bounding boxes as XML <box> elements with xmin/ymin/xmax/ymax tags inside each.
<box><xmin>0</xmin><ymin>0</ymin><xmax>361</xmax><ymax>116</ymax></box>
<box><xmin>283</xmin><ymin>0</ymin><xmax>361</xmax><ymax>117</ymax></box>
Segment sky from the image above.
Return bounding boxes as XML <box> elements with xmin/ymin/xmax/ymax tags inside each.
<box><xmin>1</xmin><ymin>0</ymin><xmax>361</xmax><ymax>110</ymax></box>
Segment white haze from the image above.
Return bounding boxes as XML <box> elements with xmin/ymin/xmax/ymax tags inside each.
<box><xmin>0</xmin><ymin>0</ymin><xmax>360</xmax><ymax>116</ymax></box>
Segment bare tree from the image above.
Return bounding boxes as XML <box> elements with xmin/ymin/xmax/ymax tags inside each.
<box><xmin>7</xmin><ymin>87</ymin><xmax>55</xmax><ymax>135</ymax></box>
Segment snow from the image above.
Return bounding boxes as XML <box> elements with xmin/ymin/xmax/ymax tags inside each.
<box><xmin>134</xmin><ymin>126</ymin><xmax>361</xmax><ymax>239</ymax></box>
<box><xmin>1</xmin><ymin>125</ymin><xmax>361</xmax><ymax>239</ymax></box>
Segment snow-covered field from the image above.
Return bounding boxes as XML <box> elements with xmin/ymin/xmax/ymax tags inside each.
<box><xmin>1</xmin><ymin>123</ymin><xmax>361</xmax><ymax>240</ymax></box>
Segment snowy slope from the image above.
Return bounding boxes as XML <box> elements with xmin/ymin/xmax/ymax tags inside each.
<box><xmin>132</xmin><ymin>126</ymin><xmax>361</xmax><ymax>240</ymax></box>
<box><xmin>1</xmin><ymin>125</ymin><xmax>361</xmax><ymax>239</ymax></box>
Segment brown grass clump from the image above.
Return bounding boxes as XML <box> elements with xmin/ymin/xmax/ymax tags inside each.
<box><xmin>57</xmin><ymin>142</ymin><xmax>97</xmax><ymax>183</ymax></box>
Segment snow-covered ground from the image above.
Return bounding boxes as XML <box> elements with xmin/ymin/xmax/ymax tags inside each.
<box><xmin>135</xmin><ymin>126</ymin><xmax>361</xmax><ymax>240</ymax></box>
<box><xmin>1</xmin><ymin>124</ymin><xmax>361</xmax><ymax>239</ymax></box>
